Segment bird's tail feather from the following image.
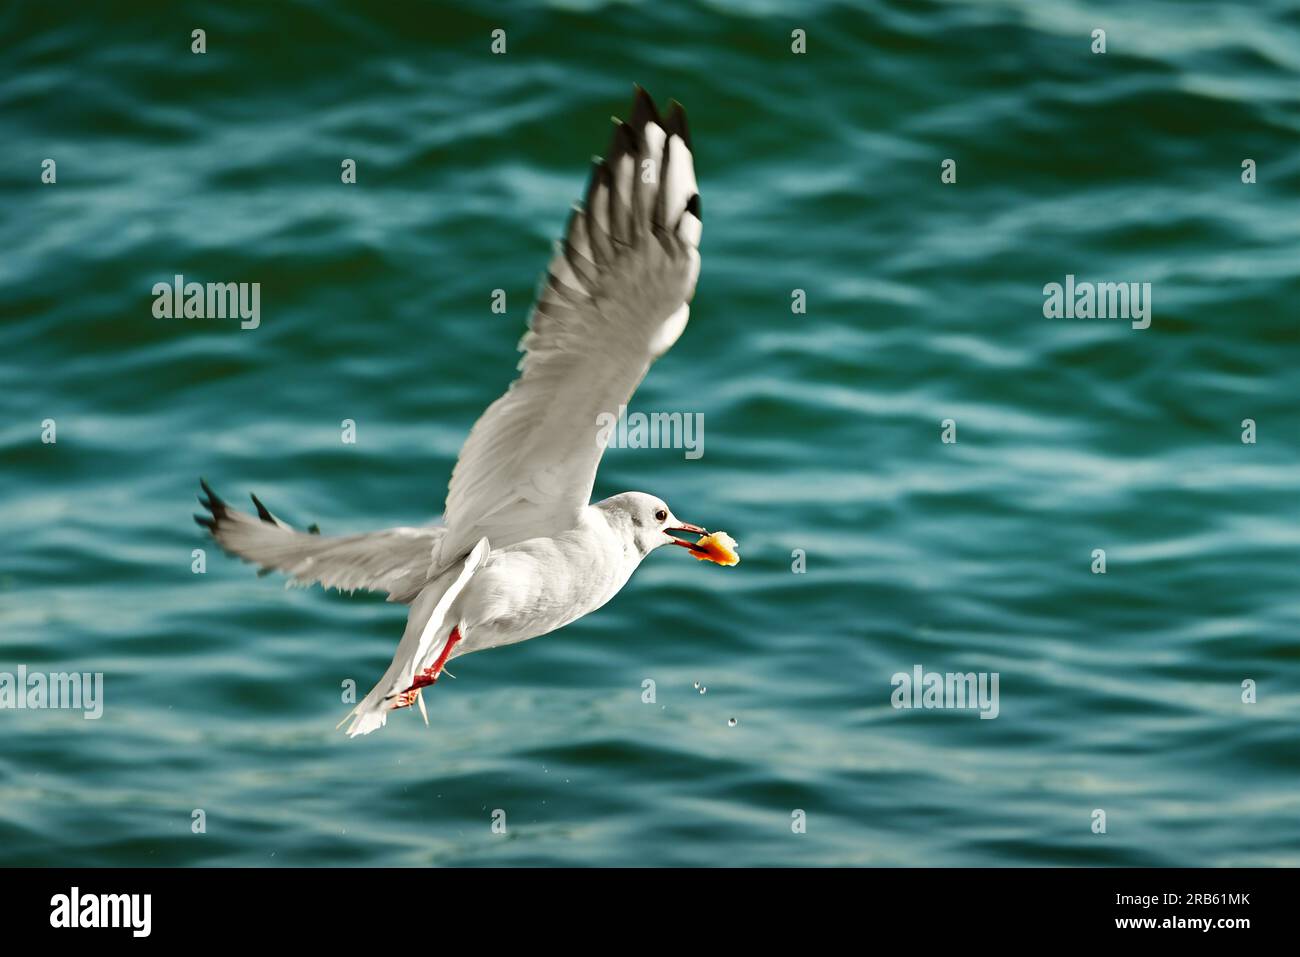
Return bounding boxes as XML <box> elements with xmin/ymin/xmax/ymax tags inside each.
<box><xmin>340</xmin><ymin>538</ymin><xmax>490</xmax><ymax>738</ymax></box>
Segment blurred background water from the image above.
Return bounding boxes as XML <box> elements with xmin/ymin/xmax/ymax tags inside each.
<box><xmin>1</xmin><ymin>0</ymin><xmax>1298</xmax><ymax>866</ymax></box>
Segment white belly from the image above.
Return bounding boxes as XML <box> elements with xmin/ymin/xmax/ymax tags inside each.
<box><xmin>450</xmin><ymin>522</ymin><xmax>636</xmax><ymax>658</ymax></box>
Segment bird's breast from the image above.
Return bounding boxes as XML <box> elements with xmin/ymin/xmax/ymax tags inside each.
<box><xmin>456</xmin><ymin>527</ymin><xmax>634</xmax><ymax>652</ymax></box>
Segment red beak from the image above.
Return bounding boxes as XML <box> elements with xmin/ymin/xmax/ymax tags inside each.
<box><xmin>666</xmin><ymin>522</ymin><xmax>708</xmax><ymax>553</ymax></box>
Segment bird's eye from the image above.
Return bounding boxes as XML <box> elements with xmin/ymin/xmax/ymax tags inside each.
<box><xmin>654</xmin><ymin>509</ymin><xmax>668</xmax><ymax>523</ymax></box>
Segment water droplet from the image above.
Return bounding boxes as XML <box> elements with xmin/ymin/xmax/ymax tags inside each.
<box><xmin>728</xmin><ymin>718</ymin><xmax>737</xmax><ymax>727</ymax></box>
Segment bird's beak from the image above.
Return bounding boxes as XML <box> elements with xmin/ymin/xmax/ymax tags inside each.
<box><xmin>666</xmin><ymin>522</ymin><xmax>709</xmax><ymax>554</ymax></box>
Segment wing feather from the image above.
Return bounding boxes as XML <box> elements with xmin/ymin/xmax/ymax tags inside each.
<box><xmin>196</xmin><ymin>481</ymin><xmax>440</xmax><ymax>604</ymax></box>
<box><xmin>438</xmin><ymin>87</ymin><xmax>702</xmax><ymax>563</ymax></box>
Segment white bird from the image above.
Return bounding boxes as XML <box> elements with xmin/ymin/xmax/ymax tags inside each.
<box><xmin>196</xmin><ymin>87</ymin><xmax>731</xmax><ymax>737</ymax></box>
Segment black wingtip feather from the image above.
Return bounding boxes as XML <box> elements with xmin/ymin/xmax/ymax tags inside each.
<box><xmin>197</xmin><ymin>479</ymin><xmax>229</xmax><ymax>522</ymax></box>
<box><xmin>685</xmin><ymin>193</ymin><xmax>702</xmax><ymax>219</ymax></box>
<box><xmin>199</xmin><ymin>478</ymin><xmax>223</xmax><ymax>505</ymax></box>
<box><xmin>605</xmin><ymin>118</ymin><xmax>638</xmax><ymax>167</ymax></box>
<box><xmin>630</xmin><ymin>85</ymin><xmax>662</xmax><ymax>131</ymax></box>
<box><xmin>196</xmin><ymin>478</ymin><xmax>234</xmax><ymax>539</ymax></box>
<box><xmin>665</xmin><ymin>100</ymin><xmax>692</xmax><ymax>150</ymax></box>
<box><xmin>250</xmin><ymin>493</ymin><xmax>274</xmax><ymax>524</ymax></box>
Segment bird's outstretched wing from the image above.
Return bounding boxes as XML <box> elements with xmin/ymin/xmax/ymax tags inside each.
<box><xmin>196</xmin><ymin>480</ymin><xmax>442</xmax><ymax>603</ymax></box>
<box><xmin>437</xmin><ymin>87</ymin><xmax>703</xmax><ymax>564</ymax></box>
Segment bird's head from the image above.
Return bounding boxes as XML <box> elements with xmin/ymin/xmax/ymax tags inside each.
<box><xmin>597</xmin><ymin>491</ymin><xmax>709</xmax><ymax>559</ymax></box>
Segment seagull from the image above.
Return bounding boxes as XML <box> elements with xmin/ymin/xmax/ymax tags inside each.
<box><xmin>196</xmin><ymin>87</ymin><xmax>728</xmax><ymax>737</ymax></box>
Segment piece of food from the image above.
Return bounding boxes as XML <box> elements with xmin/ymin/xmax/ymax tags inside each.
<box><xmin>690</xmin><ymin>531</ymin><xmax>740</xmax><ymax>566</ymax></box>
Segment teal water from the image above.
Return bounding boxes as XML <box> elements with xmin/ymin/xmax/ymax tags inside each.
<box><xmin>2</xmin><ymin>0</ymin><xmax>1298</xmax><ymax>866</ymax></box>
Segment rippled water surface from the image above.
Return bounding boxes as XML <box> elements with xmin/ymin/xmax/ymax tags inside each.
<box><xmin>2</xmin><ymin>0</ymin><xmax>1298</xmax><ymax>866</ymax></box>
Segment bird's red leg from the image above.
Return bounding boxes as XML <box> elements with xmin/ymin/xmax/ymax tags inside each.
<box><xmin>392</xmin><ymin>626</ymin><xmax>464</xmax><ymax>710</ymax></box>
<box><xmin>426</xmin><ymin>625</ymin><xmax>463</xmax><ymax>681</ymax></box>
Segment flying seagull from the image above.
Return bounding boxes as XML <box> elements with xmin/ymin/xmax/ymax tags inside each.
<box><xmin>197</xmin><ymin>87</ymin><xmax>729</xmax><ymax>737</ymax></box>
